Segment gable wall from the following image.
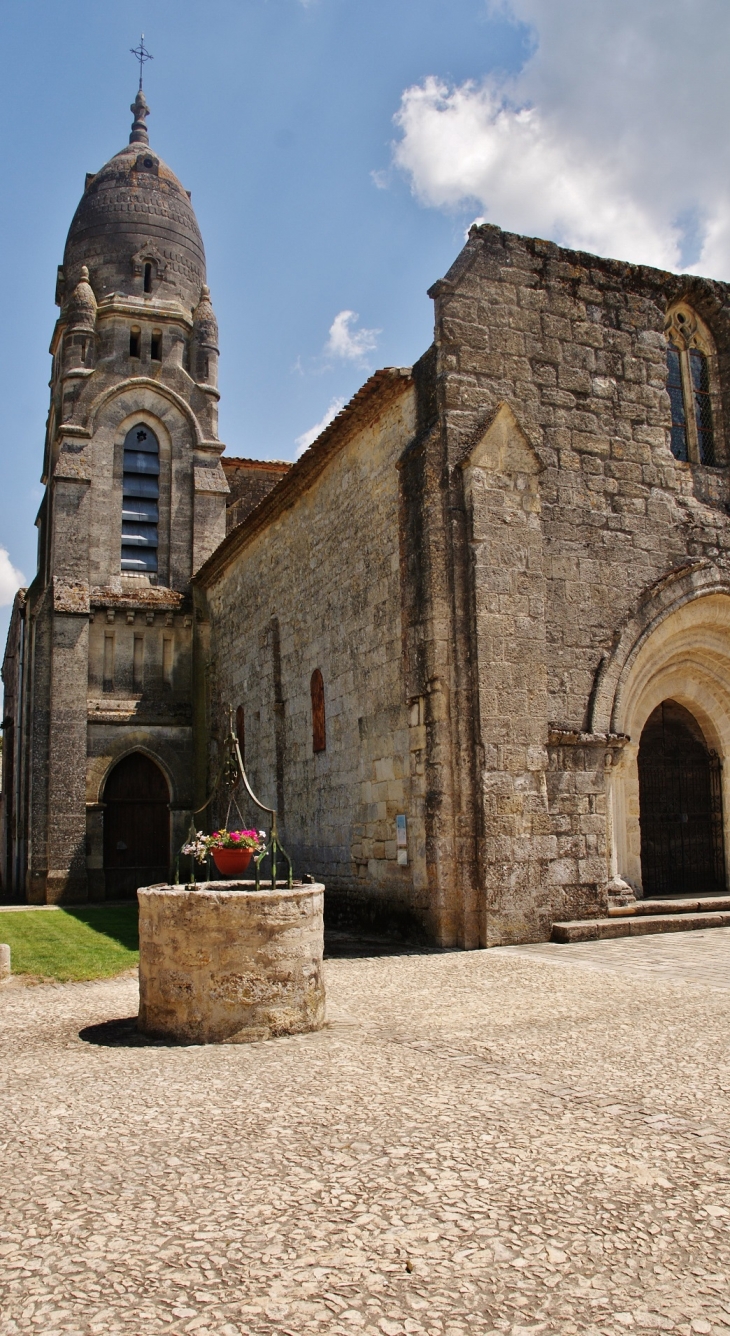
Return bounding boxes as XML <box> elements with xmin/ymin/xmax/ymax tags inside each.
<box><xmin>434</xmin><ymin>225</ymin><xmax>730</xmax><ymax>943</ymax></box>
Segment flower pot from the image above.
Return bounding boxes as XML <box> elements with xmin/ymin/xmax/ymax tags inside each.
<box><xmin>211</xmin><ymin>846</ymin><xmax>254</xmax><ymax>877</ymax></box>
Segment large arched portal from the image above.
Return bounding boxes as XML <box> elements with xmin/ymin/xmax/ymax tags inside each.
<box><xmin>103</xmin><ymin>753</ymin><xmax>170</xmax><ymax>898</ymax></box>
<box><xmin>638</xmin><ymin>700</ymin><xmax>725</xmax><ymax>897</ymax></box>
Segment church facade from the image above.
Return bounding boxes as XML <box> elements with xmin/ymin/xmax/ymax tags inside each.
<box><xmin>5</xmin><ymin>91</ymin><xmax>730</xmax><ymax>946</ymax></box>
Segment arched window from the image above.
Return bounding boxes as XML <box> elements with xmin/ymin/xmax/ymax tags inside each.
<box><xmin>129</xmin><ymin>326</ymin><xmax>141</xmax><ymax>359</ymax></box>
<box><xmin>235</xmin><ymin>704</ymin><xmax>246</xmax><ymax>765</ymax></box>
<box><xmin>150</xmin><ymin>329</ymin><xmax>162</xmax><ymax>362</ymax></box>
<box><xmin>121</xmin><ymin>424</ymin><xmax>159</xmax><ymax>573</ymax></box>
<box><xmin>143</xmin><ymin>262</ymin><xmax>153</xmax><ymax>294</ymax></box>
<box><xmin>311</xmin><ymin>669</ymin><xmax>326</xmax><ymax>753</ymax></box>
<box><xmin>665</xmin><ymin>304</ymin><xmax>718</xmax><ymax>465</ymax></box>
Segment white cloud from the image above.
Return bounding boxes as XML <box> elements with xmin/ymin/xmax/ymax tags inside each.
<box><xmin>326</xmin><ymin>310</ymin><xmax>380</xmax><ymax>362</ymax></box>
<box><xmin>295</xmin><ymin>397</ymin><xmax>346</xmax><ymax>457</ymax></box>
<box><xmin>392</xmin><ymin>0</ymin><xmax>730</xmax><ymax>279</ymax></box>
<box><xmin>0</xmin><ymin>547</ymin><xmax>25</xmax><ymax>606</ymax></box>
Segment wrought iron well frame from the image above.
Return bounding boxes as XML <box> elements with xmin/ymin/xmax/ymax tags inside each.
<box><xmin>176</xmin><ymin>709</ymin><xmax>293</xmax><ymax>890</ymax></box>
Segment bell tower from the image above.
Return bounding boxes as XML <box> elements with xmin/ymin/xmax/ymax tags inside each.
<box><xmin>3</xmin><ymin>84</ymin><xmax>228</xmax><ymax>902</ymax></box>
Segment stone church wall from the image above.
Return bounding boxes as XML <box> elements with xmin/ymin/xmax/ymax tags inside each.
<box><xmin>433</xmin><ymin>223</ymin><xmax>730</xmax><ymax>942</ymax></box>
<box><xmin>202</xmin><ymin>378</ymin><xmax>430</xmax><ymax>930</ymax></box>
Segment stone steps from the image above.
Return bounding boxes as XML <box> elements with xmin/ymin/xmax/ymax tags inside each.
<box><xmin>552</xmin><ymin>909</ymin><xmax>730</xmax><ymax>943</ymax></box>
<box><xmin>608</xmin><ymin>894</ymin><xmax>730</xmax><ymax>917</ymax></box>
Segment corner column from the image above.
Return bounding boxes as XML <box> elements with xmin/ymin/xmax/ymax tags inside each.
<box><xmin>45</xmin><ymin>581</ymin><xmax>91</xmax><ymax>902</ymax></box>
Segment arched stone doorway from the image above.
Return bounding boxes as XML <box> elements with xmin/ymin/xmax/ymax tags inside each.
<box><xmin>638</xmin><ymin>700</ymin><xmax>725</xmax><ymax>897</ymax></box>
<box><xmin>103</xmin><ymin>753</ymin><xmax>170</xmax><ymax>899</ymax></box>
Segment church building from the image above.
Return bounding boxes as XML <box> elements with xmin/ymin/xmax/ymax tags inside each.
<box><xmin>4</xmin><ymin>88</ymin><xmax>730</xmax><ymax>947</ymax></box>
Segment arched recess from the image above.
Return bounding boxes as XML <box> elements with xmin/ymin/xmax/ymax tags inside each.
<box><xmin>637</xmin><ymin>701</ymin><xmax>725</xmax><ymax>896</ymax></box>
<box><xmin>88</xmin><ymin>378</ymin><xmax>203</xmax><ymax>445</ymax></box>
<box><xmin>88</xmin><ymin>738</ymin><xmax>179</xmax><ymax>807</ymax></box>
<box><xmin>102</xmin><ymin>751</ymin><xmax>170</xmax><ymax>898</ymax></box>
<box><xmin>596</xmin><ymin>577</ymin><xmax>730</xmax><ymax>894</ymax></box>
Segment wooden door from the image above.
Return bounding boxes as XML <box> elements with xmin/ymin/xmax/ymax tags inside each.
<box><xmin>639</xmin><ymin>700</ymin><xmax>725</xmax><ymax>897</ymax></box>
<box><xmin>103</xmin><ymin>753</ymin><xmax>170</xmax><ymax>898</ymax></box>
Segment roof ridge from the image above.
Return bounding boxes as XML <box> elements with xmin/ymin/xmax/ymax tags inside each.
<box><xmin>221</xmin><ymin>457</ymin><xmax>292</xmax><ymax>469</ymax></box>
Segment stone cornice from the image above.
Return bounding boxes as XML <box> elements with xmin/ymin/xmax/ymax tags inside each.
<box><xmin>56</xmin><ymin>424</ymin><xmax>91</xmax><ymax>439</ymax></box>
<box><xmin>548</xmin><ymin>727</ymin><xmax>630</xmax><ymax>748</ymax></box>
<box><xmin>95</xmin><ymin>294</ymin><xmax>193</xmax><ymax>330</ymax></box>
<box><xmin>89</xmin><ymin>584</ymin><xmax>188</xmax><ymax>613</ymax></box>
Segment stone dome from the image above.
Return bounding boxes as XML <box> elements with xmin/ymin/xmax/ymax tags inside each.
<box><xmin>61</xmin><ymin>92</ymin><xmax>206</xmax><ymax>312</ymax></box>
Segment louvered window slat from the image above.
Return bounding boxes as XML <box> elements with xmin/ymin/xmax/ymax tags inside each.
<box><xmin>121</xmin><ymin>424</ymin><xmax>159</xmax><ymax>573</ymax></box>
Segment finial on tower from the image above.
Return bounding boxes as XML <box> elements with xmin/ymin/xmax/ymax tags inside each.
<box><xmin>129</xmin><ymin>89</ymin><xmax>151</xmax><ymax>145</ymax></box>
<box><xmin>129</xmin><ymin>35</ymin><xmax>153</xmax><ymax>144</ymax></box>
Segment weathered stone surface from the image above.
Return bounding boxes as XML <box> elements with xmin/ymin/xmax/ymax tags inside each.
<box><xmin>198</xmin><ymin>372</ymin><xmax>428</xmax><ymax>938</ymax></box>
<box><xmin>137</xmin><ymin>881</ymin><xmax>325</xmax><ymax>1042</ymax></box>
<box><xmin>222</xmin><ymin>457</ymin><xmax>291</xmax><ymax>532</ymax></box>
<box><xmin>51</xmin><ymin>577</ymin><xmax>90</xmax><ymax>614</ymax></box>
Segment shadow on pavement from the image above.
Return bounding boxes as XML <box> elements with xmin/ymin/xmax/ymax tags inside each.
<box><xmin>78</xmin><ymin>1017</ymin><xmax>184</xmax><ymax>1048</ymax></box>
<box><xmin>77</xmin><ymin>930</ymin><xmax>448</xmax><ymax>1047</ymax></box>
<box><xmin>323</xmin><ymin>929</ymin><xmax>449</xmax><ymax>959</ymax></box>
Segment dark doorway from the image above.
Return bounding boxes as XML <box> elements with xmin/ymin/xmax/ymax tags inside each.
<box><xmin>103</xmin><ymin>753</ymin><xmax>170</xmax><ymax>898</ymax></box>
<box><xmin>638</xmin><ymin>700</ymin><xmax>726</xmax><ymax>897</ymax></box>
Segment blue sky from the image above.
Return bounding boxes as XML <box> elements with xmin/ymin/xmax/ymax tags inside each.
<box><xmin>0</xmin><ymin>0</ymin><xmax>530</xmax><ymax>638</ymax></box>
<box><xmin>2</xmin><ymin>0</ymin><xmax>730</xmax><ymax>645</ymax></box>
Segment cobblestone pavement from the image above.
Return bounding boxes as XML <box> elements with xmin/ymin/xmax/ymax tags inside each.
<box><xmin>2</xmin><ymin>932</ymin><xmax>730</xmax><ymax>1336</ymax></box>
<box><xmin>496</xmin><ymin>926</ymin><xmax>730</xmax><ymax>990</ymax></box>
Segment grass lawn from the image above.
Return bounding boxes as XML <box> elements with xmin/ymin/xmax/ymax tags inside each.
<box><xmin>0</xmin><ymin>904</ymin><xmax>139</xmax><ymax>981</ymax></box>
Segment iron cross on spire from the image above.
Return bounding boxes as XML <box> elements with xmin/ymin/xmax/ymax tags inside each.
<box><xmin>130</xmin><ymin>34</ymin><xmax>153</xmax><ymax>91</ymax></box>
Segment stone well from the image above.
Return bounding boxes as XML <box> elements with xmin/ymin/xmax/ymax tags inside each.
<box><xmin>137</xmin><ymin>881</ymin><xmax>325</xmax><ymax>1043</ymax></box>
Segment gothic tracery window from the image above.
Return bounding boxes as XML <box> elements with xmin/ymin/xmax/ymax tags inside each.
<box><xmin>665</xmin><ymin>304</ymin><xmax>718</xmax><ymax>465</ymax></box>
<box><xmin>121</xmin><ymin>423</ymin><xmax>159</xmax><ymax>573</ymax></box>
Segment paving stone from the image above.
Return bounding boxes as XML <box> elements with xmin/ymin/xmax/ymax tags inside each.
<box><xmin>1</xmin><ymin>936</ymin><xmax>730</xmax><ymax>1333</ymax></box>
